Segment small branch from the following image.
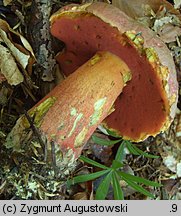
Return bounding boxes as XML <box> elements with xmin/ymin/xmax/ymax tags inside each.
<box><xmin>27</xmin><ymin>0</ymin><xmax>57</xmax><ymax>82</ymax></box>
<box><xmin>50</xmin><ymin>140</ymin><xmax>58</xmax><ymax>177</ymax></box>
<box><xmin>23</xmin><ymin>109</ymin><xmax>45</xmax><ymax>155</ymax></box>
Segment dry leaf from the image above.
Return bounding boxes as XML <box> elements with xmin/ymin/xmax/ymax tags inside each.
<box><xmin>153</xmin><ymin>17</ymin><xmax>173</xmax><ymax>32</ymax></box>
<box><xmin>3</xmin><ymin>0</ymin><xmax>13</xmax><ymax>6</ymax></box>
<box><xmin>0</xmin><ymin>19</ymin><xmax>35</xmax><ymax>70</ymax></box>
<box><xmin>174</xmin><ymin>0</ymin><xmax>181</xmax><ymax>9</ymax></box>
<box><xmin>0</xmin><ymin>19</ymin><xmax>34</xmax><ymax>55</ymax></box>
<box><xmin>0</xmin><ymin>19</ymin><xmax>35</xmax><ymax>86</ymax></box>
<box><xmin>19</xmin><ymin>35</ymin><xmax>36</xmax><ymax>59</ymax></box>
<box><xmin>0</xmin><ymin>44</ymin><xmax>24</xmax><ymax>85</ymax></box>
<box><xmin>72</xmin><ymin>192</ymin><xmax>88</xmax><ymax>200</ymax></box>
<box><xmin>112</xmin><ymin>0</ymin><xmax>181</xmax><ymax>44</ymax></box>
<box><xmin>0</xmin><ymin>29</ymin><xmax>30</xmax><ymax>69</ymax></box>
<box><xmin>163</xmin><ymin>155</ymin><xmax>181</xmax><ymax>177</ymax></box>
<box><xmin>157</xmin><ymin>24</ymin><xmax>181</xmax><ymax>43</ymax></box>
<box><xmin>112</xmin><ymin>0</ymin><xmax>181</xmax><ymax>19</ymax></box>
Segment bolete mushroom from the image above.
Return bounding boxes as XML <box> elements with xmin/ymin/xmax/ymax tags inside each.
<box><xmin>50</xmin><ymin>2</ymin><xmax>178</xmax><ymax>142</ymax></box>
<box><xmin>27</xmin><ymin>51</ymin><xmax>131</xmax><ymax>159</ymax></box>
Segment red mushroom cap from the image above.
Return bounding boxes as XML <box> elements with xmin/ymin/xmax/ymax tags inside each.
<box><xmin>50</xmin><ymin>2</ymin><xmax>178</xmax><ymax>141</ymax></box>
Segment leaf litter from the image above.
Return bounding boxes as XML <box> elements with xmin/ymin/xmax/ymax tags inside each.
<box><xmin>0</xmin><ymin>43</ymin><xmax>24</xmax><ymax>85</ymax></box>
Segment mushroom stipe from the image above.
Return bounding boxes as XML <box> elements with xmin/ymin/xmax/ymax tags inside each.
<box><xmin>36</xmin><ymin>51</ymin><xmax>131</xmax><ymax>158</ymax></box>
<box><xmin>10</xmin><ymin>51</ymin><xmax>129</xmax><ymax>160</ymax></box>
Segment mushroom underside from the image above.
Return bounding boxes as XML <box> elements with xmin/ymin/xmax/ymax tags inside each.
<box><xmin>51</xmin><ymin>12</ymin><xmax>169</xmax><ymax>141</ymax></box>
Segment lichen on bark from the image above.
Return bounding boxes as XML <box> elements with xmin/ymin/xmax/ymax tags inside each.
<box><xmin>27</xmin><ymin>0</ymin><xmax>58</xmax><ymax>82</ymax></box>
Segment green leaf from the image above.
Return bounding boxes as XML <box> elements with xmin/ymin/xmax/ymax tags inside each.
<box><xmin>115</xmin><ymin>141</ymin><xmax>126</xmax><ymax>163</ymax></box>
<box><xmin>106</xmin><ymin>129</ymin><xmax>122</xmax><ymax>138</ymax></box>
<box><xmin>120</xmin><ymin>175</ymin><xmax>155</xmax><ymax>198</ymax></box>
<box><xmin>112</xmin><ymin>160</ymin><xmax>124</xmax><ymax>170</ymax></box>
<box><xmin>126</xmin><ymin>141</ymin><xmax>159</xmax><ymax>159</ymax></box>
<box><xmin>79</xmin><ymin>155</ymin><xmax>109</xmax><ymax>170</ymax></box>
<box><xmin>125</xmin><ymin>141</ymin><xmax>138</xmax><ymax>155</ymax></box>
<box><xmin>112</xmin><ymin>172</ymin><xmax>124</xmax><ymax>200</ymax></box>
<box><xmin>95</xmin><ymin>171</ymin><xmax>113</xmax><ymax>200</ymax></box>
<box><xmin>67</xmin><ymin>169</ymin><xmax>110</xmax><ymax>187</ymax></box>
<box><xmin>118</xmin><ymin>171</ymin><xmax>162</xmax><ymax>187</ymax></box>
<box><xmin>134</xmin><ymin>146</ymin><xmax>159</xmax><ymax>159</ymax></box>
<box><xmin>92</xmin><ymin>135</ymin><xmax>121</xmax><ymax>146</ymax></box>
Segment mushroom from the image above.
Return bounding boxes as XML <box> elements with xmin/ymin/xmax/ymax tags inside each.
<box><xmin>6</xmin><ymin>2</ymin><xmax>178</xmax><ymax>168</ymax></box>
<box><xmin>50</xmin><ymin>2</ymin><xmax>178</xmax><ymax>142</ymax></box>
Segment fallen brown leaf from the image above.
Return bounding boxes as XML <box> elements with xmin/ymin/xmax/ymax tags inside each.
<box><xmin>157</xmin><ymin>24</ymin><xmax>181</xmax><ymax>43</ymax></box>
<box><xmin>0</xmin><ymin>44</ymin><xmax>24</xmax><ymax>85</ymax></box>
<box><xmin>112</xmin><ymin>0</ymin><xmax>181</xmax><ymax>19</ymax></box>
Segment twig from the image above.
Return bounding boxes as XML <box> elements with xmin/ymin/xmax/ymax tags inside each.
<box><xmin>50</xmin><ymin>140</ymin><xmax>58</xmax><ymax>176</ymax></box>
<box><xmin>23</xmin><ymin>109</ymin><xmax>45</xmax><ymax>153</ymax></box>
